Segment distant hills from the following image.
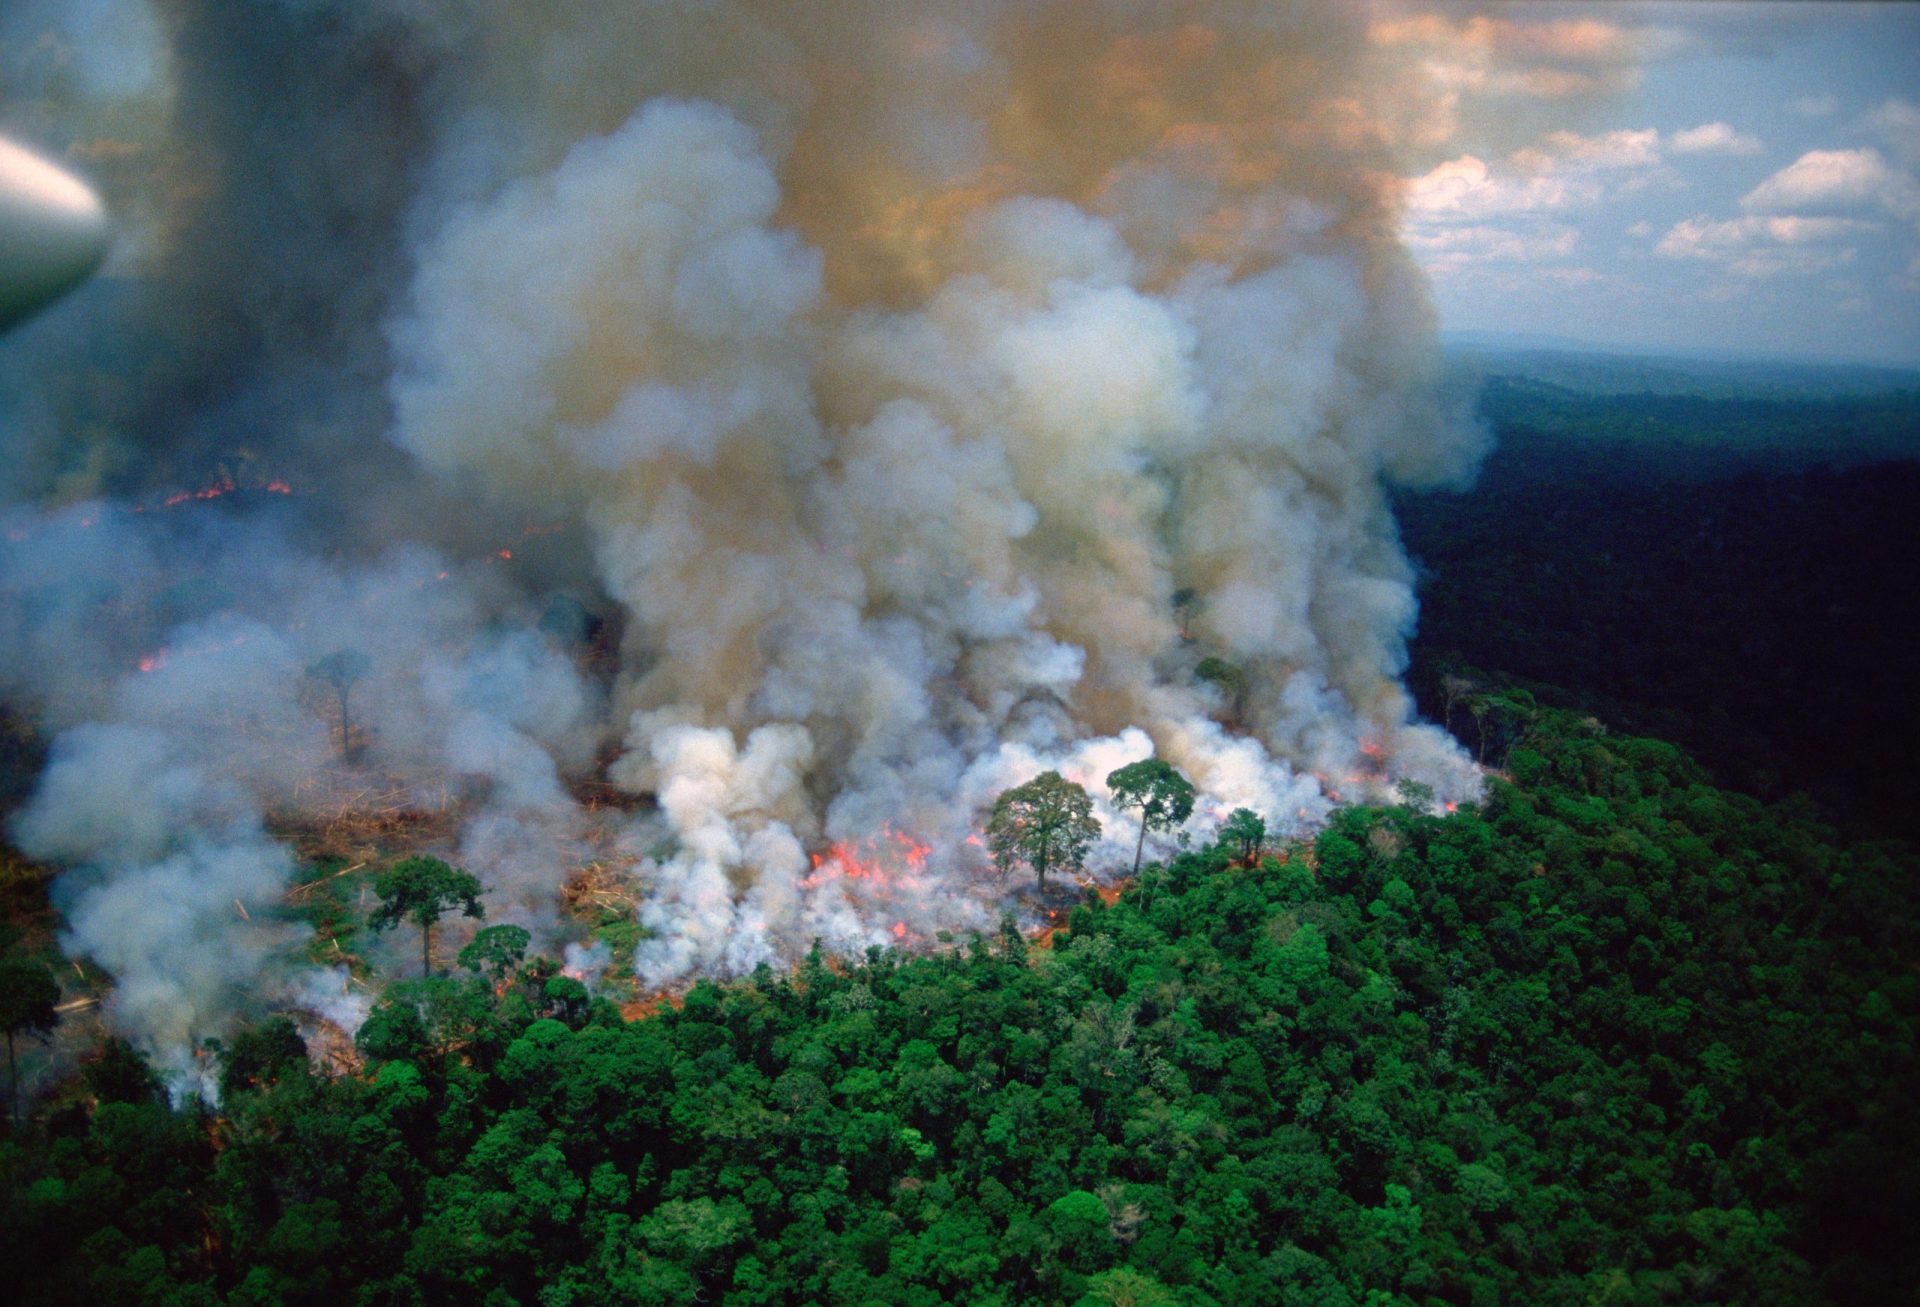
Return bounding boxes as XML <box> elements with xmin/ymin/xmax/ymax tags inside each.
<box><xmin>1442</xmin><ymin>333</ymin><xmax>1920</xmax><ymax>402</ymax></box>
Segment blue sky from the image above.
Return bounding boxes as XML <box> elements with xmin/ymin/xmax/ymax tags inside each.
<box><xmin>4</xmin><ymin>1</ymin><xmax>1915</xmax><ymax>367</ymax></box>
<box><xmin>1391</xmin><ymin>2</ymin><xmax>1920</xmax><ymax>365</ymax></box>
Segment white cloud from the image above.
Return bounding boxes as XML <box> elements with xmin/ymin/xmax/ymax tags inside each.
<box><xmin>1408</xmin><ymin>127</ymin><xmax>1668</xmax><ymax>222</ymax></box>
<box><xmin>1790</xmin><ymin>94</ymin><xmax>1838</xmax><ymax>117</ymax></box>
<box><xmin>1405</xmin><ymin>220</ymin><xmax>1578</xmax><ymax>271</ymax></box>
<box><xmin>1404</xmin><ymin>154</ymin><xmax>1571</xmax><ymax>218</ymax></box>
<box><xmin>1658</xmin><ymin>215</ymin><xmax>1881</xmax><ymax>257</ymax></box>
<box><xmin>1402</xmin><ymin>125</ymin><xmax>1676</xmax><ymax>277</ymax></box>
<box><xmin>1742</xmin><ymin>148</ymin><xmax>1920</xmax><ymax>221</ymax></box>
<box><xmin>1670</xmin><ymin>122</ymin><xmax>1764</xmax><ymax>157</ymax></box>
<box><xmin>1517</xmin><ymin>127</ymin><xmax>1663</xmax><ymax>170</ymax></box>
<box><xmin>1656</xmin><ymin>213</ymin><xmax>1878</xmax><ymax>277</ymax></box>
<box><xmin>1674</xmin><ymin>140</ymin><xmax>1919</xmax><ymax>293</ymax></box>
<box><xmin>1739</xmin><ymin>248</ymin><xmax>1855</xmax><ymax>279</ymax></box>
<box><xmin>1865</xmin><ymin>98</ymin><xmax>1920</xmax><ymax>169</ymax></box>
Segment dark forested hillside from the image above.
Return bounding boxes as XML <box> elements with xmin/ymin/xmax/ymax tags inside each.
<box><xmin>4</xmin><ymin>707</ymin><xmax>1915</xmax><ymax>1306</ymax></box>
<box><xmin>1475</xmin><ymin>376</ymin><xmax>1920</xmax><ymax>455</ymax></box>
<box><xmin>1400</xmin><ymin>394</ymin><xmax>1920</xmax><ymax>840</ymax></box>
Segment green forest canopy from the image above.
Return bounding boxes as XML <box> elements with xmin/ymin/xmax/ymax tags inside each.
<box><xmin>3</xmin><ymin>704</ymin><xmax>1914</xmax><ymax>1306</ymax></box>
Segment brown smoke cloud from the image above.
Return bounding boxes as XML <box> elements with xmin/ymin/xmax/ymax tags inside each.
<box><xmin>2</xmin><ymin>0</ymin><xmax>1499</xmax><ymax>1075</ymax></box>
<box><xmin>383</xmin><ymin>0</ymin><xmax>1487</xmax><ymax>983</ymax></box>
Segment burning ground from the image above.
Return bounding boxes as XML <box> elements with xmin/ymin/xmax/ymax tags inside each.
<box><xmin>1</xmin><ymin>1</ymin><xmax>1488</xmax><ymax>1085</ymax></box>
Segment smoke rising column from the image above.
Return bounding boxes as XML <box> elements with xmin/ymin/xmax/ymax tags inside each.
<box><xmin>387</xmin><ymin>2</ymin><xmax>1486</xmax><ymax>988</ymax></box>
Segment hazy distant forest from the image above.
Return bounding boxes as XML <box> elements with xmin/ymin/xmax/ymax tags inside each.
<box><xmin>4</xmin><ymin>351</ymin><xmax>1918</xmax><ymax>1305</ymax></box>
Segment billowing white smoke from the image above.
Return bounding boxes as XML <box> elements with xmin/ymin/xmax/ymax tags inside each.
<box><xmin>3</xmin><ymin>0</ymin><xmax>1491</xmax><ymax>1067</ymax></box>
<box><xmin>2</xmin><ymin>507</ymin><xmax>606</xmax><ymax>1082</ymax></box>
<box><xmin>383</xmin><ymin>7</ymin><xmax>1488</xmax><ymax>987</ymax></box>
<box><xmin>16</xmin><ymin>724</ymin><xmax>294</xmax><ymax>1073</ymax></box>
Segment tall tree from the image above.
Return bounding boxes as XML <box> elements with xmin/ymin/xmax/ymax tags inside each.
<box><xmin>1219</xmin><ymin>808</ymin><xmax>1266</xmax><ymax>865</ymax></box>
<box><xmin>307</xmin><ymin>648</ymin><xmax>372</xmax><ymax>763</ymax></box>
<box><xmin>85</xmin><ymin>1036</ymin><xmax>163</xmax><ymax>1106</ymax></box>
<box><xmin>987</xmin><ymin>771</ymin><xmax>1099</xmax><ymax>892</ymax></box>
<box><xmin>370</xmin><ymin>856</ymin><xmax>485</xmax><ymax>977</ymax></box>
<box><xmin>0</xmin><ymin>957</ymin><xmax>60</xmax><ymax>1124</ymax></box>
<box><xmin>1438</xmin><ymin>671</ymin><xmax>1478</xmax><ymax>735</ymax></box>
<box><xmin>218</xmin><ymin>1017</ymin><xmax>310</xmax><ymax>1099</ymax></box>
<box><xmin>1171</xmin><ymin>587</ymin><xmax>1198</xmax><ymax>640</ymax></box>
<box><xmin>459</xmin><ymin>924</ymin><xmax>532</xmax><ymax>984</ymax></box>
<box><xmin>1105</xmin><ymin>758</ymin><xmax>1196</xmax><ymax>877</ymax></box>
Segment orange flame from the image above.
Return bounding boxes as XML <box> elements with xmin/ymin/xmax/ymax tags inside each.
<box><xmin>803</xmin><ymin>823</ymin><xmax>934</xmax><ymax>891</ymax></box>
<box><xmin>138</xmin><ymin>475</ymin><xmax>296</xmax><ymax>513</ymax></box>
<box><xmin>161</xmin><ymin>479</ymin><xmax>232</xmax><ymax>508</ymax></box>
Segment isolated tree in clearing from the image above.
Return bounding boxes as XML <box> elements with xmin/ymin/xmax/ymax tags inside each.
<box><xmin>306</xmin><ymin>648</ymin><xmax>372</xmax><ymax>763</ymax></box>
<box><xmin>987</xmin><ymin>771</ymin><xmax>1099</xmax><ymax>892</ymax></box>
<box><xmin>1220</xmin><ymin>807</ymin><xmax>1267</xmax><ymax>865</ymax></box>
<box><xmin>1105</xmin><ymin>757</ymin><xmax>1197</xmax><ymax>877</ymax></box>
<box><xmin>370</xmin><ymin>856</ymin><xmax>485</xmax><ymax>977</ymax></box>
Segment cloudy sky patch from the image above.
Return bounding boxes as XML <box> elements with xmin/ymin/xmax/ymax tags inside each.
<box><xmin>1393</xmin><ymin>2</ymin><xmax>1920</xmax><ymax>364</ymax></box>
<box><xmin>1671</xmin><ymin>122</ymin><xmax>1764</xmax><ymax>157</ymax></box>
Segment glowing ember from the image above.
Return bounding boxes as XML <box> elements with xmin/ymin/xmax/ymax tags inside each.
<box><xmin>136</xmin><ymin>475</ymin><xmax>296</xmax><ymax>514</ymax></box>
<box><xmin>891</xmin><ymin>921</ymin><xmax>906</xmax><ymax>939</ymax></box>
<box><xmin>496</xmin><ymin>548</ymin><xmax>513</xmax><ymax>560</ymax></box>
<box><xmin>136</xmin><ymin>651</ymin><xmax>166</xmax><ymax>674</ymax></box>
<box><xmin>162</xmin><ymin>482</ymin><xmax>230</xmax><ymax>507</ymax></box>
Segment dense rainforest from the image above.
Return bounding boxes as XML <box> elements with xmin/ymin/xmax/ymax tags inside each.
<box><xmin>3</xmin><ymin>700</ymin><xmax>1916</xmax><ymax>1306</ymax></box>
<box><xmin>4</xmin><ymin>356</ymin><xmax>1917</xmax><ymax>1305</ymax></box>
<box><xmin>1400</xmin><ymin>368</ymin><xmax>1920</xmax><ymax>841</ymax></box>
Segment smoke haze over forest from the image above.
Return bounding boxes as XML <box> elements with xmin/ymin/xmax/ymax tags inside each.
<box><xmin>0</xmin><ymin>1</ymin><xmax>1525</xmax><ymax>1070</ymax></box>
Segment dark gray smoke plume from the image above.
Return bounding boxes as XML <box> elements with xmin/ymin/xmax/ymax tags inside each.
<box><xmin>1</xmin><ymin>0</ymin><xmax>1487</xmax><ymax>1081</ymax></box>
